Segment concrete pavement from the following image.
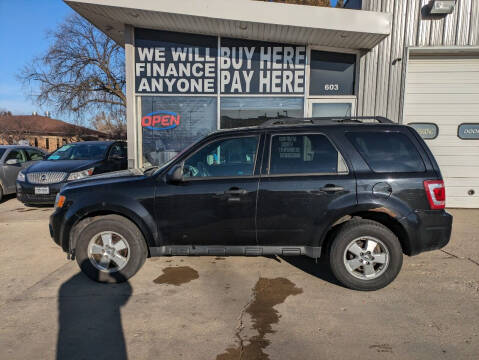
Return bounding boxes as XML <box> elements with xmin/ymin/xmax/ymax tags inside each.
<box><xmin>0</xmin><ymin>195</ymin><xmax>477</xmax><ymax>360</ymax></box>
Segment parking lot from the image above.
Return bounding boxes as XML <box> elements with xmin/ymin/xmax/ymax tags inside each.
<box><xmin>0</xmin><ymin>195</ymin><xmax>477</xmax><ymax>360</ymax></box>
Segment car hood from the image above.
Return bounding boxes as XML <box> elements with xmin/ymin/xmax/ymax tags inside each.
<box><xmin>25</xmin><ymin>159</ymin><xmax>101</xmax><ymax>173</ymax></box>
<box><xmin>63</xmin><ymin>168</ymin><xmax>146</xmax><ymax>189</ymax></box>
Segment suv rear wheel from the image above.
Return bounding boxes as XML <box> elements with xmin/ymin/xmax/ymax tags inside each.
<box><xmin>329</xmin><ymin>219</ymin><xmax>403</xmax><ymax>291</ymax></box>
<box><xmin>75</xmin><ymin>215</ymin><xmax>147</xmax><ymax>283</ymax></box>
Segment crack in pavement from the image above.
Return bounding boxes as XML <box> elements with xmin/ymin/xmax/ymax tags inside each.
<box><xmin>440</xmin><ymin>249</ymin><xmax>478</xmax><ymax>266</ymax></box>
<box><xmin>235</xmin><ymin>282</ymin><xmax>256</xmax><ymax>360</ymax></box>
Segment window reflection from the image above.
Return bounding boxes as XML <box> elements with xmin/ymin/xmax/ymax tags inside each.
<box><xmin>141</xmin><ymin>97</ymin><xmax>217</xmax><ymax>166</ymax></box>
<box><xmin>220</xmin><ymin>97</ymin><xmax>304</xmax><ymax>128</ymax></box>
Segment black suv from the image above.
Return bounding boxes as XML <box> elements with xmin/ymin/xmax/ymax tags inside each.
<box><xmin>49</xmin><ymin>117</ymin><xmax>452</xmax><ymax>290</ymax></box>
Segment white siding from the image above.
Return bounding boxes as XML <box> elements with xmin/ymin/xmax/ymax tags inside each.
<box><xmin>359</xmin><ymin>0</ymin><xmax>479</xmax><ymax>123</ymax></box>
<box><xmin>404</xmin><ymin>54</ymin><xmax>479</xmax><ymax>208</ymax></box>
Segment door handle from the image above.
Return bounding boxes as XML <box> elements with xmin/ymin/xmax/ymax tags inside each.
<box><xmin>319</xmin><ymin>185</ymin><xmax>344</xmax><ymax>193</ymax></box>
<box><xmin>224</xmin><ymin>188</ymin><xmax>248</xmax><ymax>196</ymax></box>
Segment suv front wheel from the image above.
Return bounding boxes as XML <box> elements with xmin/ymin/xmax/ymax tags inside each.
<box><xmin>329</xmin><ymin>219</ymin><xmax>403</xmax><ymax>291</ymax></box>
<box><xmin>75</xmin><ymin>215</ymin><xmax>148</xmax><ymax>283</ymax></box>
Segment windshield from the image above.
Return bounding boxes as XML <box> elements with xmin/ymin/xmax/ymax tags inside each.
<box><xmin>47</xmin><ymin>143</ymin><xmax>109</xmax><ymax>161</ymax></box>
<box><xmin>0</xmin><ymin>149</ymin><xmax>5</xmax><ymax>159</ymax></box>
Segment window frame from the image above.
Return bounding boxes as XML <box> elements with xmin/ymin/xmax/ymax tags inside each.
<box><xmin>457</xmin><ymin>123</ymin><xmax>479</xmax><ymax>140</ymax></box>
<box><xmin>308</xmin><ymin>49</ymin><xmax>357</xmax><ymax>97</ymax></box>
<box><xmin>108</xmin><ymin>142</ymin><xmax>126</xmax><ymax>159</ymax></box>
<box><xmin>25</xmin><ymin>148</ymin><xmax>45</xmax><ymax>161</ymax></box>
<box><xmin>266</xmin><ymin>132</ymin><xmax>349</xmax><ymax>177</ymax></box>
<box><xmin>181</xmin><ymin>133</ymin><xmax>262</xmax><ymax>181</ymax></box>
<box><xmin>407</xmin><ymin>122</ymin><xmax>439</xmax><ymax>140</ymax></box>
<box><xmin>346</xmin><ymin>130</ymin><xmax>427</xmax><ymax>174</ymax></box>
<box><xmin>219</xmin><ymin>96</ymin><xmax>305</xmax><ymax>129</ymax></box>
<box><xmin>5</xmin><ymin>149</ymin><xmax>27</xmax><ymax>163</ymax></box>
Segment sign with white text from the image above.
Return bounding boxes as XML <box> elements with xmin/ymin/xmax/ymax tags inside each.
<box><xmin>135</xmin><ymin>29</ymin><xmax>218</xmax><ymax>94</ymax></box>
<box><xmin>219</xmin><ymin>38</ymin><xmax>306</xmax><ymax>94</ymax></box>
<box><xmin>134</xmin><ymin>29</ymin><xmax>306</xmax><ymax>95</ymax></box>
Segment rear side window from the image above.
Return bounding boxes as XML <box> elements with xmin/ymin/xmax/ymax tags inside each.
<box><xmin>269</xmin><ymin>134</ymin><xmax>348</xmax><ymax>175</ymax></box>
<box><xmin>347</xmin><ymin>132</ymin><xmax>425</xmax><ymax>173</ymax></box>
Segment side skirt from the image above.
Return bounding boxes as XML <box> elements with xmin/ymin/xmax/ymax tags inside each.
<box><xmin>149</xmin><ymin>245</ymin><xmax>322</xmax><ymax>259</ymax></box>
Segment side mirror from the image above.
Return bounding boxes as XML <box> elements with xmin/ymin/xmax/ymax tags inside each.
<box><xmin>166</xmin><ymin>164</ymin><xmax>183</xmax><ymax>183</ymax></box>
<box><xmin>6</xmin><ymin>159</ymin><xmax>20</xmax><ymax>165</ymax></box>
<box><xmin>110</xmin><ymin>154</ymin><xmax>123</xmax><ymax>161</ymax></box>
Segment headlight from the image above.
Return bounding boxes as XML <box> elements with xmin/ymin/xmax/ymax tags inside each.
<box><xmin>17</xmin><ymin>171</ymin><xmax>25</xmax><ymax>182</ymax></box>
<box><xmin>54</xmin><ymin>193</ymin><xmax>66</xmax><ymax>208</ymax></box>
<box><xmin>67</xmin><ymin>168</ymin><xmax>94</xmax><ymax>181</ymax></box>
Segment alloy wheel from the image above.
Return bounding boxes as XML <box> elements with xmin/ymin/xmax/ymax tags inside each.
<box><xmin>343</xmin><ymin>236</ymin><xmax>389</xmax><ymax>280</ymax></box>
<box><xmin>87</xmin><ymin>231</ymin><xmax>130</xmax><ymax>273</ymax></box>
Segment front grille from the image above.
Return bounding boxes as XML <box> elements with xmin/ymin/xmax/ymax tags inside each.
<box><xmin>27</xmin><ymin>172</ymin><xmax>67</xmax><ymax>184</ymax></box>
<box><xmin>18</xmin><ymin>193</ymin><xmax>57</xmax><ymax>204</ymax></box>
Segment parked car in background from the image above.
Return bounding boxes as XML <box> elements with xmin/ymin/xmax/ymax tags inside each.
<box><xmin>17</xmin><ymin>141</ymin><xmax>127</xmax><ymax>205</ymax></box>
<box><xmin>0</xmin><ymin>145</ymin><xmax>46</xmax><ymax>202</ymax></box>
<box><xmin>49</xmin><ymin>117</ymin><xmax>452</xmax><ymax>291</ymax></box>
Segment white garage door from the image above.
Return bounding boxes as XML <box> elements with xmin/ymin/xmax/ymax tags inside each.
<box><xmin>404</xmin><ymin>53</ymin><xmax>479</xmax><ymax>208</ymax></box>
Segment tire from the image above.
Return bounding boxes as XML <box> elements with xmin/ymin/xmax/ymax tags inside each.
<box><xmin>75</xmin><ymin>215</ymin><xmax>148</xmax><ymax>283</ymax></box>
<box><xmin>329</xmin><ymin>219</ymin><xmax>403</xmax><ymax>291</ymax></box>
<box><xmin>0</xmin><ymin>186</ymin><xmax>3</xmax><ymax>203</ymax></box>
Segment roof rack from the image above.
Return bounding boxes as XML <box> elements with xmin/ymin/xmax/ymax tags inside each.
<box><xmin>261</xmin><ymin>116</ymin><xmax>394</xmax><ymax>127</ymax></box>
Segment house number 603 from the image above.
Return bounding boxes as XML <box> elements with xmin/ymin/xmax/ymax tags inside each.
<box><xmin>324</xmin><ymin>84</ymin><xmax>339</xmax><ymax>91</ymax></box>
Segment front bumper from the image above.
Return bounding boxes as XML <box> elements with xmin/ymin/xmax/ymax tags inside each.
<box><xmin>50</xmin><ymin>210</ymin><xmax>62</xmax><ymax>247</ymax></box>
<box><xmin>16</xmin><ymin>181</ymin><xmax>65</xmax><ymax>205</ymax></box>
<box><xmin>400</xmin><ymin>210</ymin><xmax>453</xmax><ymax>256</ymax></box>
<box><xmin>49</xmin><ymin>206</ymin><xmax>73</xmax><ymax>252</ymax></box>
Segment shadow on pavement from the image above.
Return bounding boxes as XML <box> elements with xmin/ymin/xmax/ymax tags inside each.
<box><xmin>279</xmin><ymin>255</ymin><xmax>345</xmax><ymax>288</ymax></box>
<box><xmin>56</xmin><ymin>263</ymin><xmax>131</xmax><ymax>360</ymax></box>
<box><xmin>0</xmin><ymin>193</ymin><xmax>16</xmax><ymax>203</ymax></box>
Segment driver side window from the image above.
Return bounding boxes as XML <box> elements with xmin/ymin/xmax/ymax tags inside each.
<box><xmin>183</xmin><ymin>136</ymin><xmax>259</xmax><ymax>178</ymax></box>
<box><xmin>6</xmin><ymin>150</ymin><xmax>26</xmax><ymax>163</ymax></box>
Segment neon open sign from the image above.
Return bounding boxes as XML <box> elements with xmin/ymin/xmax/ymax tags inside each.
<box><xmin>141</xmin><ymin>111</ymin><xmax>180</xmax><ymax>130</ymax></box>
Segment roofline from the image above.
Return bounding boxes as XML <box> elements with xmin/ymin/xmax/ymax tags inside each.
<box><xmin>65</xmin><ymin>0</ymin><xmax>391</xmax><ymax>49</ymax></box>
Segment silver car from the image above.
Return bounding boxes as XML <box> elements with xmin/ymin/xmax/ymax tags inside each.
<box><xmin>0</xmin><ymin>145</ymin><xmax>46</xmax><ymax>202</ymax></box>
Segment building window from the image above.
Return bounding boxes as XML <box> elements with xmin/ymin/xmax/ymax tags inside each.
<box><xmin>220</xmin><ymin>97</ymin><xmax>304</xmax><ymax>129</ymax></box>
<box><xmin>458</xmin><ymin>123</ymin><xmax>479</xmax><ymax>140</ymax></box>
<box><xmin>309</xmin><ymin>50</ymin><xmax>356</xmax><ymax>96</ymax></box>
<box><xmin>56</xmin><ymin>138</ymin><xmax>60</xmax><ymax>148</ymax></box>
<box><xmin>45</xmin><ymin>138</ymin><xmax>49</xmax><ymax>150</ymax></box>
<box><xmin>63</xmin><ymin>138</ymin><xmax>67</xmax><ymax>145</ymax></box>
<box><xmin>34</xmin><ymin>138</ymin><xmax>38</xmax><ymax>147</ymax></box>
<box><xmin>141</xmin><ymin>96</ymin><xmax>217</xmax><ymax>166</ymax></box>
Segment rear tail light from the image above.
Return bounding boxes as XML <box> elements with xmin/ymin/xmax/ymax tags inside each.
<box><xmin>424</xmin><ymin>180</ymin><xmax>445</xmax><ymax>209</ymax></box>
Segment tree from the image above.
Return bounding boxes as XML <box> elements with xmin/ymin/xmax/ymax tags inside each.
<box><xmin>0</xmin><ymin>108</ymin><xmax>12</xmax><ymax>116</ymax></box>
<box><xmin>91</xmin><ymin>111</ymin><xmax>126</xmax><ymax>139</ymax></box>
<box><xmin>19</xmin><ymin>14</ymin><xmax>125</xmax><ymax>123</ymax></box>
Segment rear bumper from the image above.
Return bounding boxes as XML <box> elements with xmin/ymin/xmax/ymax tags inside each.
<box><xmin>16</xmin><ymin>181</ymin><xmax>64</xmax><ymax>205</ymax></box>
<box><xmin>400</xmin><ymin>210</ymin><xmax>453</xmax><ymax>256</ymax></box>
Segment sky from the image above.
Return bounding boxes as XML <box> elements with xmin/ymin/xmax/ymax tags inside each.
<box><xmin>0</xmin><ymin>0</ymin><xmax>74</xmax><ymax>117</ymax></box>
<box><xmin>0</xmin><ymin>0</ymin><xmax>338</xmax><ymax>119</ymax></box>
